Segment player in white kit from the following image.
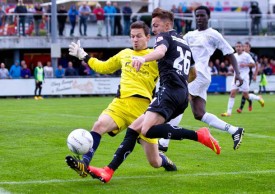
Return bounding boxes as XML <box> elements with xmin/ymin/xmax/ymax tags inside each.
<box><xmin>159</xmin><ymin>5</ymin><xmax>245</xmax><ymax>151</ymax></box>
<box><xmin>221</xmin><ymin>42</ymin><xmax>264</xmax><ymax>116</ymax></box>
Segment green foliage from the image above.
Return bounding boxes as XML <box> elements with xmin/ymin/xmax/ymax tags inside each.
<box><xmin>0</xmin><ymin>94</ymin><xmax>274</xmax><ymax>193</ymax></box>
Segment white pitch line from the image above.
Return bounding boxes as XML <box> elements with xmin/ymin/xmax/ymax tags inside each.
<box><xmin>0</xmin><ymin>170</ymin><xmax>275</xmax><ymax>185</ymax></box>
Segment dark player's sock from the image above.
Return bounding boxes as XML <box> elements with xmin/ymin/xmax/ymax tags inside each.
<box><xmin>82</xmin><ymin>131</ymin><xmax>101</xmax><ymax>166</ymax></box>
<box><xmin>108</xmin><ymin>128</ymin><xmax>139</xmax><ymax>171</ymax></box>
<box><xmin>248</xmin><ymin>99</ymin><xmax>252</xmax><ymax>107</ymax></box>
<box><xmin>239</xmin><ymin>96</ymin><xmax>246</xmax><ymax>110</ymax></box>
<box><xmin>146</xmin><ymin>124</ymin><xmax>197</xmax><ymax>141</ymax></box>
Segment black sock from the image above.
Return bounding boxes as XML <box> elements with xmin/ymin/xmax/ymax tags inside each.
<box><xmin>247</xmin><ymin>99</ymin><xmax>252</xmax><ymax>107</ymax></box>
<box><xmin>82</xmin><ymin>131</ymin><xmax>101</xmax><ymax>166</ymax></box>
<box><xmin>108</xmin><ymin>128</ymin><xmax>139</xmax><ymax>171</ymax></box>
<box><xmin>239</xmin><ymin>96</ymin><xmax>246</xmax><ymax>109</ymax></box>
<box><xmin>146</xmin><ymin>124</ymin><xmax>197</xmax><ymax>141</ymax></box>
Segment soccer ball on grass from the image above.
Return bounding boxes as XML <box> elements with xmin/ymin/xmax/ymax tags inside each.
<box><xmin>67</xmin><ymin>129</ymin><xmax>93</xmax><ymax>155</ymax></box>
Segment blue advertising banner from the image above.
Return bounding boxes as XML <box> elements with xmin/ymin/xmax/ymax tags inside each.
<box><xmin>208</xmin><ymin>75</ymin><xmax>226</xmax><ymax>93</ymax></box>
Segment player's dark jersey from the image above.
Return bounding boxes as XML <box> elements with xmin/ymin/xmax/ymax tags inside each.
<box><xmin>154</xmin><ymin>30</ymin><xmax>193</xmax><ymax>88</ymax></box>
<box><xmin>248</xmin><ymin>51</ymin><xmax>258</xmax><ymax>81</ymax></box>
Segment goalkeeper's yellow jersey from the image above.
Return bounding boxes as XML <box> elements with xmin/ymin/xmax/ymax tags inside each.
<box><xmin>87</xmin><ymin>48</ymin><xmax>159</xmax><ymax>101</ymax></box>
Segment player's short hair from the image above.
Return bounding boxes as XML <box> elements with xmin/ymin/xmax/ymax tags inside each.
<box><xmin>130</xmin><ymin>21</ymin><xmax>150</xmax><ymax>36</ymax></box>
<box><xmin>236</xmin><ymin>41</ymin><xmax>242</xmax><ymax>45</ymax></box>
<box><xmin>195</xmin><ymin>5</ymin><xmax>211</xmax><ymax>17</ymax></box>
<box><xmin>244</xmin><ymin>42</ymin><xmax>251</xmax><ymax>48</ymax></box>
<box><xmin>152</xmin><ymin>8</ymin><xmax>174</xmax><ymax>23</ymax></box>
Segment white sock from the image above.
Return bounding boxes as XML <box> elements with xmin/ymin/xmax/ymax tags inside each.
<box><xmin>249</xmin><ymin>93</ymin><xmax>260</xmax><ymax>101</ymax></box>
<box><xmin>159</xmin><ymin>114</ymin><xmax>184</xmax><ymax>148</ymax></box>
<box><xmin>227</xmin><ymin>97</ymin><xmax>235</xmax><ymax>115</ymax></box>
<box><xmin>201</xmin><ymin>112</ymin><xmax>238</xmax><ymax>134</ymax></box>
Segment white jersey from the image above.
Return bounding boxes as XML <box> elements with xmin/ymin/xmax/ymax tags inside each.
<box><xmin>44</xmin><ymin>66</ymin><xmax>54</xmax><ymax>78</ymax></box>
<box><xmin>234</xmin><ymin>52</ymin><xmax>255</xmax><ymax>78</ymax></box>
<box><xmin>183</xmin><ymin>28</ymin><xmax>234</xmax><ymax>81</ymax></box>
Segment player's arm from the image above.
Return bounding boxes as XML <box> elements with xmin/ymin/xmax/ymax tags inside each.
<box><xmin>68</xmin><ymin>40</ymin><xmax>120</xmax><ymax>74</ymax></box>
<box><xmin>188</xmin><ymin>66</ymin><xmax>196</xmax><ymax>83</ymax></box>
<box><xmin>225</xmin><ymin>53</ymin><xmax>243</xmax><ymax>86</ymax></box>
<box><xmin>132</xmin><ymin>44</ymin><xmax>167</xmax><ymax>71</ymax></box>
<box><xmin>144</xmin><ymin>44</ymin><xmax>167</xmax><ymax>62</ymax></box>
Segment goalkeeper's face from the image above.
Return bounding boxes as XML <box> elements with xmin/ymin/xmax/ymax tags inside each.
<box><xmin>130</xmin><ymin>28</ymin><xmax>150</xmax><ymax>51</ymax></box>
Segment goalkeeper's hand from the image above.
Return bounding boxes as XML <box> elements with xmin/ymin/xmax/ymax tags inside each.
<box><xmin>68</xmin><ymin>40</ymin><xmax>88</xmax><ymax>60</ymax></box>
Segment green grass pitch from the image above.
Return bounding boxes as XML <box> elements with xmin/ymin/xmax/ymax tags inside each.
<box><xmin>0</xmin><ymin>94</ymin><xmax>274</xmax><ymax>194</ymax></box>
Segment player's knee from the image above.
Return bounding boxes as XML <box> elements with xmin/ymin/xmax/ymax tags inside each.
<box><xmin>140</xmin><ymin>128</ymin><xmax>148</xmax><ymax>137</ymax></box>
<box><xmin>92</xmin><ymin>120</ymin><xmax>106</xmax><ymax>135</ymax></box>
<box><xmin>193</xmin><ymin>113</ymin><xmax>203</xmax><ymax>121</ymax></box>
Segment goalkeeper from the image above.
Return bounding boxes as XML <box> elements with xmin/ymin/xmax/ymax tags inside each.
<box><xmin>66</xmin><ymin>21</ymin><xmax>181</xmax><ymax>177</ymax></box>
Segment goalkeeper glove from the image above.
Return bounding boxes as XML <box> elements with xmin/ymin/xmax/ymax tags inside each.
<box><xmin>68</xmin><ymin>40</ymin><xmax>88</xmax><ymax>60</ymax></box>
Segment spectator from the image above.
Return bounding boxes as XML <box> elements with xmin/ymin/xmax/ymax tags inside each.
<box><xmin>14</xmin><ymin>0</ymin><xmax>27</xmax><ymax>36</ymax></box>
<box><xmin>184</xmin><ymin>7</ymin><xmax>193</xmax><ymax>33</ymax></box>
<box><xmin>171</xmin><ymin>5</ymin><xmax>181</xmax><ymax>34</ymax></box>
<box><xmin>57</xmin><ymin>5</ymin><xmax>67</xmax><ymax>36</ymax></box>
<box><xmin>263</xmin><ymin>63</ymin><xmax>273</xmax><ymax>75</ymax></box>
<box><xmin>214</xmin><ymin>58</ymin><xmax>220</xmax><ymax>71</ymax></box>
<box><xmin>33</xmin><ymin>3</ymin><xmax>44</xmax><ymax>36</ymax></box>
<box><xmin>219</xmin><ymin>62</ymin><xmax>229</xmax><ymax>76</ymax></box>
<box><xmin>0</xmin><ymin>62</ymin><xmax>10</xmax><ymax>79</ymax></box>
<box><xmin>113</xmin><ymin>2</ymin><xmax>122</xmax><ymax>35</ymax></box>
<box><xmin>9</xmin><ymin>60</ymin><xmax>21</xmax><ymax>79</ymax></box>
<box><xmin>208</xmin><ymin>61</ymin><xmax>218</xmax><ymax>75</ymax></box>
<box><xmin>65</xmin><ymin>61</ymin><xmax>77</xmax><ymax>77</ymax></box>
<box><xmin>0</xmin><ymin>6</ymin><xmax>6</xmax><ymax>27</ymax></box>
<box><xmin>250</xmin><ymin>2</ymin><xmax>262</xmax><ymax>35</ymax></box>
<box><xmin>78</xmin><ymin>60</ymin><xmax>90</xmax><ymax>76</ymax></box>
<box><xmin>34</xmin><ymin>61</ymin><xmax>44</xmax><ymax>100</ymax></box>
<box><xmin>55</xmin><ymin>64</ymin><xmax>65</xmax><ymax>78</ymax></box>
<box><xmin>93</xmin><ymin>3</ymin><xmax>104</xmax><ymax>37</ymax></box>
<box><xmin>270</xmin><ymin>58</ymin><xmax>275</xmax><ymax>74</ymax></box>
<box><xmin>44</xmin><ymin>61</ymin><xmax>54</xmax><ymax>78</ymax></box>
<box><xmin>78</xmin><ymin>2</ymin><xmax>91</xmax><ymax>36</ymax></box>
<box><xmin>68</xmin><ymin>4</ymin><xmax>78</xmax><ymax>36</ymax></box>
<box><xmin>104</xmin><ymin>1</ymin><xmax>116</xmax><ymax>36</ymax></box>
<box><xmin>122</xmin><ymin>3</ymin><xmax>132</xmax><ymax>35</ymax></box>
<box><xmin>20</xmin><ymin>61</ymin><xmax>31</xmax><ymax>78</ymax></box>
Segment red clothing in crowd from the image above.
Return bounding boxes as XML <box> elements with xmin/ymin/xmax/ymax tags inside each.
<box><xmin>93</xmin><ymin>7</ymin><xmax>104</xmax><ymax>20</ymax></box>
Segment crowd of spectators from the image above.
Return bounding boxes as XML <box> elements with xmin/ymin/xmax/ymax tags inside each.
<box><xmin>0</xmin><ymin>57</ymin><xmax>116</xmax><ymax>79</ymax></box>
<box><xmin>0</xmin><ymin>0</ymin><xmax>134</xmax><ymax>37</ymax></box>
<box><xmin>207</xmin><ymin>56</ymin><xmax>275</xmax><ymax>77</ymax></box>
<box><xmin>0</xmin><ymin>1</ymin><xmax>274</xmax><ymax>37</ymax></box>
<box><xmin>1</xmin><ymin>55</ymin><xmax>275</xmax><ymax>80</ymax></box>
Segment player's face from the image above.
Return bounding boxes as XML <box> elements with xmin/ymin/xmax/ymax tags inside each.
<box><xmin>130</xmin><ymin>28</ymin><xmax>150</xmax><ymax>51</ymax></box>
<box><xmin>235</xmin><ymin>43</ymin><xmax>243</xmax><ymax>54</ymax></box>
<box><xmin>151</xmin><ymin>17</ymin><xmax>168</xmax><ymax>35</ymax></box>
<box><xmin>243</xmin><ymin>44</ymin><xmax>250</xmax><ymax>52</ymax></box>
<box><xmin>195</xmin><ymin>9</ymin><xmax>209</xmax><ymax>31</ymax></box>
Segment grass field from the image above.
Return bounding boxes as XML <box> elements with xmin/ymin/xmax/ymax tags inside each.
<box><xmin>0</xmin><ymin>94</ymin><xmax>274</xmax><ymax>194</ymax></box>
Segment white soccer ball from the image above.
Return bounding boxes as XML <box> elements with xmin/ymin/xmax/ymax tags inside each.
<box><xmin>67</xmin><ymin>129</ymin><xmax>93</xmax><ymax>155</ymax></box>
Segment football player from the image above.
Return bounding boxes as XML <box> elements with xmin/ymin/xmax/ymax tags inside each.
<box><xmin>221</xmin><ymin>42</ymin><xmax>264</xmax><ymax>116</ymax></box>
<box><xmin>87</xmin><ymin>7</ymin><xmax>220</xmax><ymax>183</ymax></box>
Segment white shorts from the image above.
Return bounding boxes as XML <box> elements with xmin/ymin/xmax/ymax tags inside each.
<box><xmin>231</xmin><ymin>74</ymin><xmax>249</xmax><ymax>92</ymax></box>
<box><xmin>188</xmin><ymin>72</ymin><xmax>211</xmax><ymax>101</ymax></box>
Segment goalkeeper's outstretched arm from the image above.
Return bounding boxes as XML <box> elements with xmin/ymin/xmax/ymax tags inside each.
<box><xmin>68</xmin><ymin>40</ymin><xmax>90</xmax><ymax>63</ymax></box>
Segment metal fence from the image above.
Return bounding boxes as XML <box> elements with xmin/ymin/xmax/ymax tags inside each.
<box><xmin>0</xmin><ymin>12</ymin><xmax>275</xmax><ymax>37</ymax></box>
